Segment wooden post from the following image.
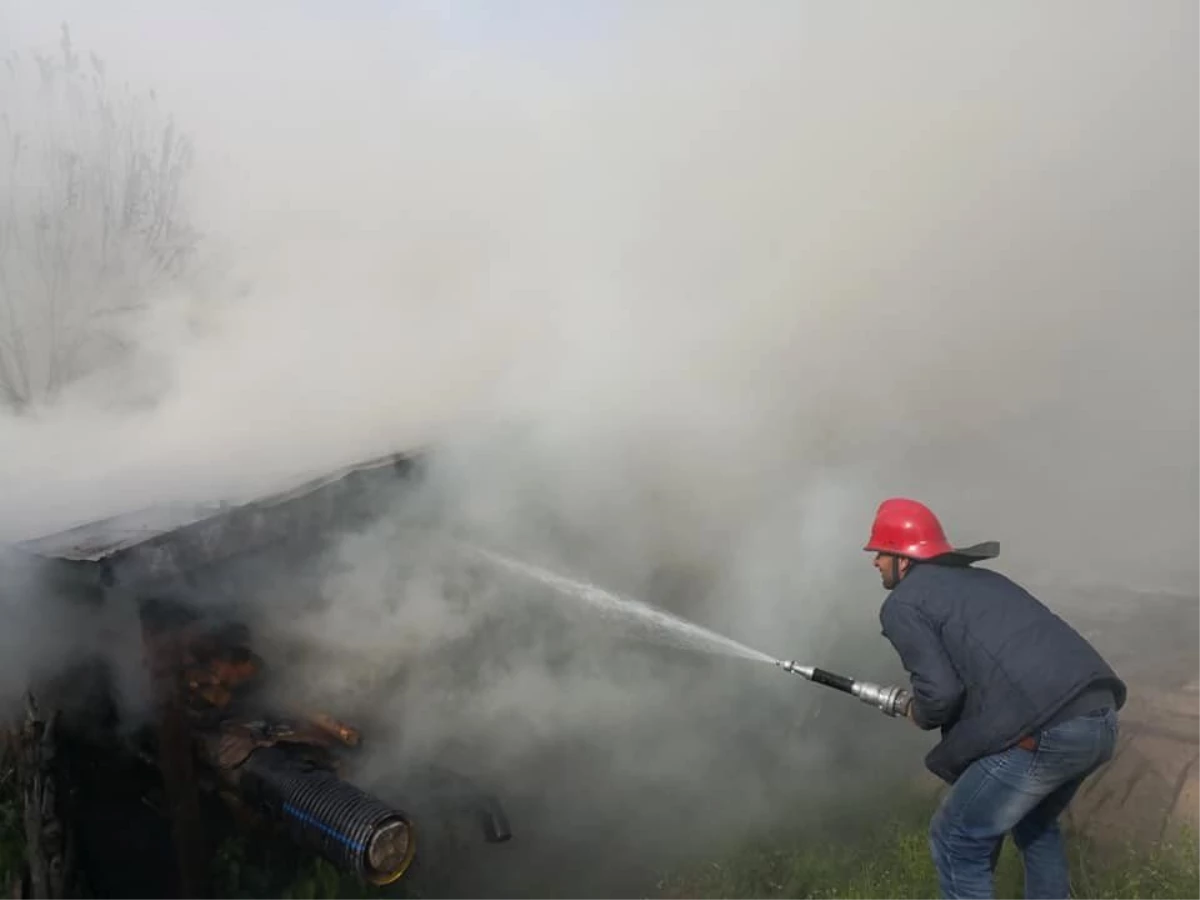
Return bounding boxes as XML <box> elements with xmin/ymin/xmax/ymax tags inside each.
<box><xmin>1</xmin><ymin>724</ymin><xmax>24</xmax><ymax>899</ymax></box>
<box><xmin>141</xmin><ymin>614</ymin><xmax>210</xmax><ymax>899</ymax></box>
<box><xmin>15</xmin><ymin>692</ymin><xmax>72</xmax><ymax>899</ymax></box>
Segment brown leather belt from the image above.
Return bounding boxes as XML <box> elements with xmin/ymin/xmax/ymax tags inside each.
<box><xmin>1016</xmin><ymin>735</ymin><xmax>1038</xmax><ymax>752</ymax></box>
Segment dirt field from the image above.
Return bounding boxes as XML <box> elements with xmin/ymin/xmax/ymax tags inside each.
<box><xmin>908</xmin><ymin>587</ymin><xmax>1198</xmax><ymax>847</ymax></box>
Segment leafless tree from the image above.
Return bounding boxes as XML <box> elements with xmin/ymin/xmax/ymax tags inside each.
<box><xmin>0</xmin><ymin>23</ymin><xmax>198</xmax><ymax>412</ymax></box>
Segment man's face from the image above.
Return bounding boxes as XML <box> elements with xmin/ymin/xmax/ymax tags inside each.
<box><xmin>873</xmin><ymin>552</ymin><xmax>910</xmax><ymax>589</ymax></box>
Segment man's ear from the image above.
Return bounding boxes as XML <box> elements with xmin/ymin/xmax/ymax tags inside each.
<box><xmin>899</xmin><ymin>557</ymin><xmax>912</xmax><ymax>575</ymax></box>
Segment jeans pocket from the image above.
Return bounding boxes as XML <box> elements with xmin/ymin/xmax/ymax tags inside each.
<box><xmin>1038</xmin><ymin>712</ymin><xmax>1118</xmax><ymax>778</ymax></box>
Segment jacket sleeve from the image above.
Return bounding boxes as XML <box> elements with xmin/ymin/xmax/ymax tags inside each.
<box><xmin>880</xmin><ymin>599</ymin><xmax>964</xmax><ymax>730</ymax></box>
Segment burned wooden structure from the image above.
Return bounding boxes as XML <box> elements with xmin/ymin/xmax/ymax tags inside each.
<box><xmin>7</xmin><ymin>451</ymin><xmax>511</xmax><ymax>898</ymax></box>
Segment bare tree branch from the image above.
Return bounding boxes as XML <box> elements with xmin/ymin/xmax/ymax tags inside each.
<box><xmin>0</xmin><ymin>24</ymin><xmax>200</xmax><ymax>411</ymax></box>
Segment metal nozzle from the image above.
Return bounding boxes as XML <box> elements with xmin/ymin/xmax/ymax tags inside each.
<box><xmin>777</xmin><ymin>660</ymin><xmax>911</xmax><ymax>718</ymax></box>
<box><xmin>777</xmin><ymin>660</ymin><xmax>814</xmax><ymax>679</ymax></box>
<box><xmin>851</xmin><ymin>680</ymin><xmax>912</xmax><ymax>718</ymax></box>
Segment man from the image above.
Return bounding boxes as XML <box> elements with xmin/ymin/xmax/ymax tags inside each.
<box><xmin>867</xmin><ymin>497</ymin><xmax>1125</xmax><ymax>900</ymax></box>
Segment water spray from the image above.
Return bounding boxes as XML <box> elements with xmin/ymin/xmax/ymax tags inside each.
<box><xmin>464</xmin><ymin>543</ymin><xmax>913</xmax><ymax>720</ymax></box>
<box><xmin>776</xmin><ymin>660</ymin><xmax>912</xmax><ymax>718</ymax></box>
<box><xmin>462</xmin><ymin>543</ymin><xmax>777</xmax><ymax>664</ymax></box>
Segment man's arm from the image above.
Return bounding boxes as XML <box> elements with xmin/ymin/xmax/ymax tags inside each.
<box><xmin>880</xmin><ymin>599</ymin><xmax>964</xmax><ymax>730</ymax></box>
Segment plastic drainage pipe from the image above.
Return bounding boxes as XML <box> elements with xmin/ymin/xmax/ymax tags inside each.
<box><xmin>239</xmin><ymin>747</ymin><xmax>416</xmax><ymax>885</ymax></box>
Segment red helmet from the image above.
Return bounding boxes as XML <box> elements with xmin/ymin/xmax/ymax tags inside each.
<box><xmin>864</xmin><ymin>498</ymin><xmax>954</xmax><ymax>560</ymax></box>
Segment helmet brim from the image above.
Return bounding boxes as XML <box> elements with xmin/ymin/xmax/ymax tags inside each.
<box><xmin>865</xmin><ymin>540</ymin><xmax>1000</xmax><ymax>564</ymax></box>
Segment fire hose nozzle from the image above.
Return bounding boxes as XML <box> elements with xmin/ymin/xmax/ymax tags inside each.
<box><xmin>777</xmin><ymin>660</ymin><xmax>814</xmax><ymax>679</ymax></box>
<box><xmin>852</xmin><ymin>680</ymin><xmax>912</xmax><ymax>718</ymax></box>
<box><xmin>777</xmin><ymin>659</ymin><xmax>911</xmax><ymax>718</ymax></box>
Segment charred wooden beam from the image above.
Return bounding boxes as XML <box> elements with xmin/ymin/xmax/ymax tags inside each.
<box><xmin>140</xmin><ymin>610</ymin><xmax>210</xmax><ymax>898</ymax></box>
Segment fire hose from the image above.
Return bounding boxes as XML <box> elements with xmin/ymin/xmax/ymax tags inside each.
<box><xmin>776</xmin><ymin>660</ymin><xmax>912</xmax><ymax>718</ymax></box>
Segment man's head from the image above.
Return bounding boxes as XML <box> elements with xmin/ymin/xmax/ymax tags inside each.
<box><xmin>864</xmin><ymin>498</ymin><xmax>953</xmax><ymax>589</ymax></box>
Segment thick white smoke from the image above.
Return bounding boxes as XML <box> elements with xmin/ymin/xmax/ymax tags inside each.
<box><xmin>0</xmin><ymin>1</ymin><xmax>1193</xmax><ymax>587</ymax></box>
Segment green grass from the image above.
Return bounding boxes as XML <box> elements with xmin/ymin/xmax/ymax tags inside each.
<box><xmin>656</xmin><ymin>792</ymin><xmax>1199</xmax><ymax>899</ymax></box>
<box><xmin>210</xmin><ymin>832</ymin><xmax>401</xmax><ymax>900</ymax></box>
<box><xmin>3</xmin><ymin>759</ymin><xmax>1196</xmax><ymax>899</ymax></box>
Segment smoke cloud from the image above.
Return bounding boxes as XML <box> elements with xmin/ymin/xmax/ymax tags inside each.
<box><xmin>0</xmin><ymin>0</ymin><xmax>1195</xmax><ymax>894</ymax></box>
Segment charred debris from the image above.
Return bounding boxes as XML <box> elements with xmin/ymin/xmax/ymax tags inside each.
<box><xmin>6</xmin><ymin>451</ymin><xmax>511</xmax><ymax>898</ymax></box>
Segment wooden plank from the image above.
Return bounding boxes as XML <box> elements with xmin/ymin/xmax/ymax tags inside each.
<box><xmin>140</xmin><ymin>616</ymin><xmax>210</xmax><ymax>898</ymax></box>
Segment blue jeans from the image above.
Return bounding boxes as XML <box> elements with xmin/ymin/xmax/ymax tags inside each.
<box><xmin>929</xmin><ymin>709</ymin><xmax>1118</xmax><ymax>899</ymax></box>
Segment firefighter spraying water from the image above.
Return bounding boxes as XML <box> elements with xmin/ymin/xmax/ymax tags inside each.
<box><xmin>469</xmin><ymin>497</ymin><xmax>1126</xmax><ymax>900</ymax></box>
<box><xmin>862</xmin><ymin>497</ymin><xmax>1125</xmax><ymax>900</ymax></box>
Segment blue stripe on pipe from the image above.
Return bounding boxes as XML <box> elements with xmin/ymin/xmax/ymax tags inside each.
<box><xmin>282</xmin><ymin>802</ymin><xmax>367</xmax><ymax>852</ymax></box>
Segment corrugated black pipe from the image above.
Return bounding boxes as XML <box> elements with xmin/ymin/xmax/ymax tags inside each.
<box><xmin>239</xmin><ymin>747</ymin><xmax>415</xmax><ymax>885</ymax></box>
